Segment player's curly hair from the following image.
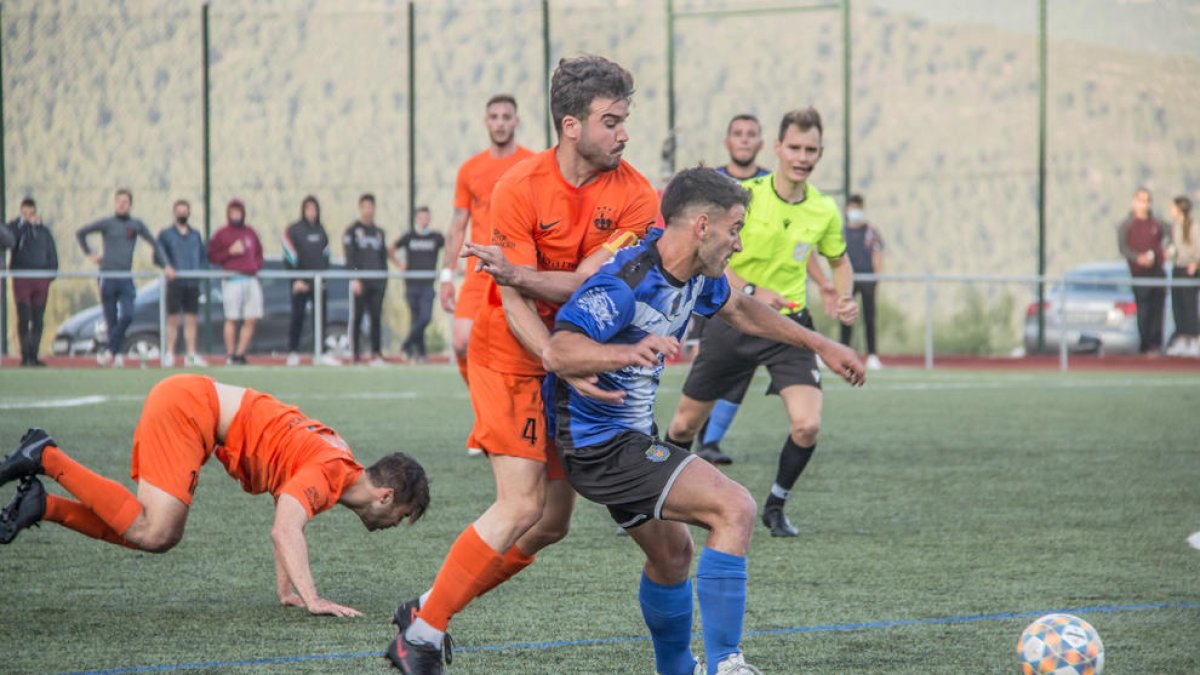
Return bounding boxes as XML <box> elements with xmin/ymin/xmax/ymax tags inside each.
<box><xmin>660</xmin><ymin>166</ymin><xmax>751</xmax><ymax>227</ymax></box>
<box><xmin>550</xmin><ymin>55</ymin><xmax>635</xmax><ymax>136</ymax></box>
<box><xmin>366</xmin><ymin>452</ymin><xmax>430</xmax><ymax>524</ymax></box>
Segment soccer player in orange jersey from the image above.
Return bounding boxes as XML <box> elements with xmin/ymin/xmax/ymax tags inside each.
<box><xmin>439</xmin><ymin>95</ymin><xmax>536</xmax><ymax>385</ymax></box>
<box><xmin>386</xmin><ymin>56</ymin><xmax>658</xmax><ymax>673</ymax></box>
<box><xmin>0</xmin><ymin>374</ymin><xmax>429</xmax><ymax>618</ymax></box>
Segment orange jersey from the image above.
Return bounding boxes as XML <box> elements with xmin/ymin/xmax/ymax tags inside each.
<box><xmin>217</xmin><ymin>388</ymin><xmax>363</xmax><ymax>517</ymax></box>
<box><xmin>470</xmin><ymin>147</ymin><xmax>658</xmax><ymax>374</ymax></box>
<box><xmin>454</xmin><ymin>146</ymin><xmax>537</xmax><ymax>248</ymax></box>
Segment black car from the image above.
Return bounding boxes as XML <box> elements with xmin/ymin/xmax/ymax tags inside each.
<box><xmin>53</xmin><ymin>259</ymin><xmax>359</xmax><ymax>358</ymax></box>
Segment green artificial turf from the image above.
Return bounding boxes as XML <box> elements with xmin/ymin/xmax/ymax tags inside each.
<box><xmin>0</xmin><ymin>365</ymin><xmax>1196</xmax><ymax>674</ymax></box>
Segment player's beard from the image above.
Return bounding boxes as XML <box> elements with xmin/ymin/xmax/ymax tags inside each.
<box><xmin>577</xmin><ymin>135</ymin><xmax>623</xmax><ymax>172</ymax></box>
<box><xmin>489</xmin><ymin>127</ymin><xmax>514</xmax><ymax>146</ymax></box>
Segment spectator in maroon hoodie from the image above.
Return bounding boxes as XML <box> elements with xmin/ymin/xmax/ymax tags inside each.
<box><xmin>1117</xmin><ymin>187</ymin><xmax>1172</xmax><ymax>354</ymax></box>
<box><xmin>208</xmin><ymin>199</ymin><xmax>264</xmax><ymax>364</ymax></box>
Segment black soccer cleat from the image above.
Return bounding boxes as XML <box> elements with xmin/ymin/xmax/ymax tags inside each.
<box><xmin>761</xmin><ymin>505</ymin><xmax>799</xmax><ymax>538</ymax></box>
<box><xmin>694</xmin><ymin>442</ymin><xmax>733</xmax><ymax>465</ymax></box>
<box><xmin>0</xmin><ymin>477</ymin><xmax>47</xmax><ymax>544</ymax></box>
<box><xmin>385</xmin><ymin>631</ymin><xmax>453</xmax><ymax>674</ymax></box>
<box><xmin>0</xmin><ymin>428</ymin><xmax>54</xmax><ymax>486</ymax></box>
<box><xmin>391</xmin><ymin>597</ymin><xmax>421</xmax><ymax>634</ymax></box>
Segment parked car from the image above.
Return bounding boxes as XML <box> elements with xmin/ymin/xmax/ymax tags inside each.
<box><xmin>1023</xmin><ymin>261</ymin><xmax>1178</xmax><ymax>354</ymax></box>
<box><xmin>53</xmin><ymin>259</ymin><xmax>367</xmax><ymax>358</ymax></box>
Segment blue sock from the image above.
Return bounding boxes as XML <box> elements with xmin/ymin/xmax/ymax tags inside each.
<box><xmin>702</xmin><ymin>400</ymin><xmax>739</xmax><ymax>446</ymax></box>
<box><xmin>695</xmin><ymin>547</ymin><xmax>747</xmax><ymax>674</ymax></box>
<box><xmin>639</xmin><ymin>573</ymin><xmax>698</xmax><ymax>675</ymax></box>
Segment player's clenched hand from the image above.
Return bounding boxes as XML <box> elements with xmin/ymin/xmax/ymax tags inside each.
<box><xmin>440</xmin><ymin>281</ymin><xmax>456</xmax><ymax>312</ymax></box>
<box><xmin>464</xmin><ymin>242</ymin><xmax>520</xmax><ymax>286</ymax></box>
<box><xmin>564</xmin><ymin>374</ymin><xmax>625</xmax><ymax>404</ymax></box>
<box><xmin>305</xmin><ymin>597</ymin><xmax>363</xmax><ymax>618</ymax></box>
<box><xmin>817</xmin><ymin>340</ymin><xmax>865</xmax><ymax>387</ymax></box>
<box><xmin>837</xmin><ymin>296</ymin><xmax>859</xmax><ymax>326</ymax></box>
<box><xmin>622</xmin><ymin>336</ymin><xmax>680</xmax><ymax>369</ymax></box>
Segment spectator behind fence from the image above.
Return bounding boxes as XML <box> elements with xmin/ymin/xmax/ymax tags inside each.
<box><xmin>76</xmin><ymin>189</ymin><xmax>174</xmax><ymax>368</ymax></box>
<box><xmin>840</xmin><ymin>193</ymin><xmax>885</xmax><ymax>370</ymax></box>
<box><xmin>208</xmin><ymin>198</ymin><xmax>263</xmax><ymax>365</ymax></box>
<box><xmin>284</xmin><ymin>195</ymin><xmax>339</xmax><ymax>366</ymax></box>
<box><xmin>1166</xmin><ymin>196</ymin><xmax>1199</xmax><ymax>356</ymax></box>
<box><xmin>7</xmin><ymin>198</ymin><xmax>59</xmax><ymax>367</ymax></box>
<box><xmin>390</xmin><ymin>206</ymin><xmax>444</xmax><ymax>363</ymax></box>
<box><xmin>156</xmin><ymin>199</ymin><xmax>208</xmax><ymax>368</ymax></box>
<box><xmin>1117</xmin><ymin>187</ymin><xmax>1171</xmax><ymax>354</ymax></box>
<box><xmin>343</xmin><ymin>193</ymin><xmax>389</xmax><ymax>365</ymax></box>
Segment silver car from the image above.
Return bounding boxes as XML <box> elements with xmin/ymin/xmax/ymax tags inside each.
<box><xmin>1023</xmin><ymin>261</ymin><xmax>1177</xmax><ymax>355</ymax></box>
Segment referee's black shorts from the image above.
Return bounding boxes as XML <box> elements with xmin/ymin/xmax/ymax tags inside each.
<box><xmin>681</xmin><ymin>309</ymin><xmax>822</xmax><ymax>403</ymax></box>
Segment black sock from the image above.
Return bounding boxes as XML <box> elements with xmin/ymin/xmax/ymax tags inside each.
<box><xmin>665</xmin><ymin>434</ymin><xmax>692</xmax><ymax>450</ymax></box>
<box><xmin>766</xmin><ymin>438</ymin><xmax>815</xmax><ymax>508</ymax></box>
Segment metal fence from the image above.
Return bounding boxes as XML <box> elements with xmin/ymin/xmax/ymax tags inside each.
<box><xmin>5</xmin><ymin>267</ymin><xmax>1197</xmax><ymax>371</ymax></box>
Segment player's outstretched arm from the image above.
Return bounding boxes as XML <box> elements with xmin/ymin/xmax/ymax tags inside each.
<box><xmin>464</xmin><ymin>231</ymin><xmax>635</xmax><ymax>304</ymax></box>
<box><xmin>272</xmin><ymin>495</ymin><xmax>363</xmax><ymax>618</ymax></box>
<box><xmin>717</xmin><ymin>292</ymin><xmax>865</xmax><ymax>386</ymax></box>
<box><xmin>543</xmin><ymin>331</ymin><xmax>680</xmax><ymax>379</ymax></box>
<box><xmin>439</xmin><ymin>208</ymin><xmax>470</xmax><ymax>311</ymax></box>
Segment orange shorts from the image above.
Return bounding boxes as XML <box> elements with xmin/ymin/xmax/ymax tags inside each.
<box><xmin>467</xmin><ymin>360</ymin><xmax>563</xmax><ymax>480</ymax></box>
<box><xmin>454</xmin><ymin>266</ymin><xmax>490</xmax><ymax>322</ymax></box>
<box><xmin>130</xmin><ymin>374</ymin><xmax>220</xmax><ymax>505</ymax></box>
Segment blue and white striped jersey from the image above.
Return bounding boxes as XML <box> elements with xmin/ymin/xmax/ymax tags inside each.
<box><xmin>553</xmin><ymin>231</ymin><xmax>730</xmax><ymax>449</ymax></box>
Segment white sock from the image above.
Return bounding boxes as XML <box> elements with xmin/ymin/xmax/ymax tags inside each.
<box><xmin>405</xmin><ymin>617</ymin><xmax>444</xmax><ymax>649</ymax></box>
<box><xmin>770</xmin><ymin>483</ymin><xmax>790</xmax><ymax>501</ymax></box>
<box><xmin>420</xmin><ymin>590</ymin><xmax>431</xmax><ymax>607</ymax></box>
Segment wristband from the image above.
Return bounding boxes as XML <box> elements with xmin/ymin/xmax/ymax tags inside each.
<box><xmin>439</xmin><ymin>268</ymin><xmax>453</xmax><ymax>283</ymax></box>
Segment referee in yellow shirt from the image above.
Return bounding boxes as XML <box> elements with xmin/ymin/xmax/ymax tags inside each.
<box><xmin>666</xmin><ymin>107</ymin><xmax>858</xmax><ymax>537</ymax></box>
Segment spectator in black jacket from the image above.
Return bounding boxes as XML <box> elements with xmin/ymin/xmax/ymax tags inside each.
<box><xmin>343</xmin><ymin>193</ymin><xmax>389</xmax><ymax>365</ymax></box>
<box><xmin>391</xmin><ymin>207</ymin><xmax>444</xmax><ymax>363</ymax></box>
<box><xmin>284</xmin><ymin>195</ymin><xmax>338</xmax><ymax>366</ymax></box>
<box><xmin>7</xmin><ymin>198</ymin><xmax>58</xmax><ymax>366</ymax></box>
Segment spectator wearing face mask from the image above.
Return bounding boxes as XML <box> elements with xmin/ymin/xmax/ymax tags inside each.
<box><xmin>840</xmin><ymin>194</ymin><xmax>884</xmax><ymax>370</ymax></box>
<box><xmin>208</xmin><ymin>198</ymin><xmax>263</xmax><ymax>365</ymax></box>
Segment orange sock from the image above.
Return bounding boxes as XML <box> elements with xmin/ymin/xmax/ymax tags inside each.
<box><xmin>417</xmin><ymin>524</ymin><xmax>502</xmax><ymax>631</ymax></box>
<box><xmin>44</xmin><ymin>495</ymin><xmax>137</xmax><ymax>549</ymax></box>
<box><xmin>42</xmin><ymin>445</ymin><xmax>143</xmax><ymax>536</ymax></box>
<box><xmin>455</xmin><ymin>353</ymin><xmax>469</xmax><ymax>384</ymax></box>
<box><xmin>475</xmin><ymin>544</ymin><xmax>536</xmax><ymax>599</ymax></box>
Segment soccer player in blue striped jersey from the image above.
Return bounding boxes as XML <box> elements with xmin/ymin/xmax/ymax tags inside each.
<box><xmin>543</xmin><ymin>167</ymin><xmax>865</xmax><ymax>674</ymax></box>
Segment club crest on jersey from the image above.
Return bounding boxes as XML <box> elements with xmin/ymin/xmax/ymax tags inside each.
<box><xmin>793</xmin><ymin>242</ymin><xmax>810</xmax><ymax>261</ymax></box>
<box><xmin>578</xmin><ymin>287</ymin><xmax>619</xmax><ymax>330</ymax></box>
<box><xmin>645</xmin><ymin>444</ymin><xmax>671</xmax><ymax>463</ymax></box>
<box><xmin>593</xmin><ymin>205</ymin><xmax>614</xmax><ymax>231</ymax></box>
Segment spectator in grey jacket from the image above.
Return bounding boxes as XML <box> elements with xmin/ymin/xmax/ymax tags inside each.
<box><xmin>76</xmin><ymin>188</ymin><xmax>174</xmax><ymax>367</ymax></box>
<box><xmin>156</xmin><ymin>199</ymin><xmax>208</xmax><ymax>367</ymax></box>
<box><xmin>284</xmin><ymin>195</ymin><xmax>338</xmax><ymax>366</ymax></box>
<box><xmin>7</xmin><ymin>198</ymin><xmax>58</xmax><ymax>366</ymax></box>
<box><xmin>343</xmin><ymin>193</ymin><xmax>389</xmax><ymax>364</ymax></box>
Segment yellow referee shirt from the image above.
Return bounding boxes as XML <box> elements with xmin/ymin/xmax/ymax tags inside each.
<box><xmin>729</xmin><ymin>173</ymin><xmax>847</xmax><ymax>311</ymax></box>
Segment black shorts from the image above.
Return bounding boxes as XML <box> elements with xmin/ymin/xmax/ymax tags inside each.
<box><xmin>559</xmin><ymin>431</ymin><xmax>698</xmax><ymax>529</ymax></box>
<box><xmin>166</xmin><ymin>283</ymin><xmax>200</xmax><ymax>315</ymax></box>
<box><xmin>681</xmin><ymin>310</ymin><xmax>822</xmax><ymax>403</ymax></box>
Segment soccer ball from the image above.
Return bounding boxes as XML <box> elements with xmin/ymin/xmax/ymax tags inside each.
<box><xmin>1016</xmin><ymin>613</ymin><xmax>1104</xmax><ymax>674</ymax></box>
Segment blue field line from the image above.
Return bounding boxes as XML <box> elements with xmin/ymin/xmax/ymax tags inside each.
<box><xmin>64</xmin><ymin>600</ymin><xmax>1200</xmax><ymax>675</ymax></box>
